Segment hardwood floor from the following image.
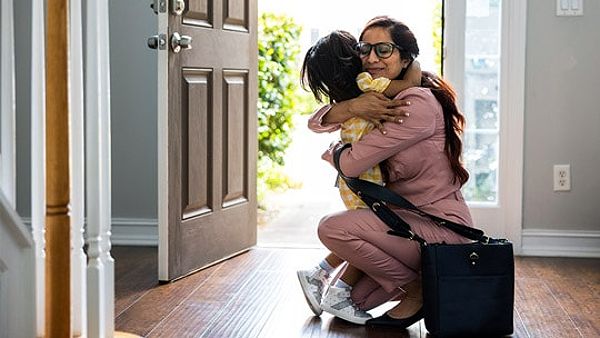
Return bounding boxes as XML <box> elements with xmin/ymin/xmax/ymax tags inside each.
<box><xmin>114</xmin><ymin>246</ymin><xmax>600</xmax><ymax>338</ymax></box>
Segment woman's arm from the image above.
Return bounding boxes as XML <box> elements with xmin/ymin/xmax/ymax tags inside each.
<box><xmin>307</xmin><ymin>92</ymin><xmax>412</xmax><ymax>134</ymax></box>
<box><xmin>383</xmin><ymin>60</ymin><xmax>422</xmax><ymax>98</ymax></box>
<box><xmin>322</xmin><ymin>89</ymin><xmax>437</xmax><ymax>176</ymax></box>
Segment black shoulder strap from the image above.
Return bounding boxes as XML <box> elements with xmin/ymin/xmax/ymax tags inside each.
<box><xmin>333</xmin><ymin>143</ymin><xmax>490</xmax><ymax>244</ymax></box>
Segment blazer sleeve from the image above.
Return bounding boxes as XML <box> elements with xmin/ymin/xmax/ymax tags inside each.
<box><xmin>307</xmin><ymin>104</ymin><xmax>342</xmax><ymax>133</ymax></box>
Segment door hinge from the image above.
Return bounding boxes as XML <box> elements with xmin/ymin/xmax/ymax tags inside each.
<box><xmin>150</xmin><ymin>0</ymin><xmax>167</xmax><ymax>14</ymax></box>
<box><xmin>171</xmin><ymin>0</ymin><xmax>185</xmax><ymax>16</ymax></box>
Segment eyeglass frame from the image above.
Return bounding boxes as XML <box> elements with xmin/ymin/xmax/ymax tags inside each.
<box><xmin>355</xmin><ymin>42</ymin><xmax>403</xmax><ymax>59</ymax></box>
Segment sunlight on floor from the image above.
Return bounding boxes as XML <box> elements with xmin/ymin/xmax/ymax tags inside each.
<box><xmin>258</xmin><ymin>115</ymin><xmax>344</xmax><ymax>248</ymax></box>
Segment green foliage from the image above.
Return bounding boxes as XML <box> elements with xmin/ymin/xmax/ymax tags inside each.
<box><xmin>256</xmin><ymin>156</ymin><xmax>302</xmax><ymax>208</ymax></box>
<box><xmin>258</xmin><ymin>13</ymin><xmax>302</xmax><ymax>166</ymax></box>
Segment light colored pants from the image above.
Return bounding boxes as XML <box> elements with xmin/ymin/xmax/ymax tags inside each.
<box><xmin>318</xmin><ymin>208</ymin><xmax>469</xmax><ymax>310</ymax></box>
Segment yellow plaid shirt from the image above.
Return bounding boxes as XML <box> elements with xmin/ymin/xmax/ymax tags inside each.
<box><xmin>338</xmin><ymin>72</ymin><xmax>390</xmax><ymax>209</ymax></box>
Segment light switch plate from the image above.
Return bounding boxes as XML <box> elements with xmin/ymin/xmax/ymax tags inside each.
<box><xmin>557</xmin><ymin>0</ymin><xmax>584</xmax><ymax>16</ymax></box>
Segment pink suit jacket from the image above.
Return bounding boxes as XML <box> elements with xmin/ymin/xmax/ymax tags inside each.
<box><xmin>309</xmin><ymin>87</ymin><xmax>474</xmax><ymax>227</ymax></box>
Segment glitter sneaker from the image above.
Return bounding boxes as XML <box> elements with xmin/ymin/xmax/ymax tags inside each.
<box><xmin>296</xmin><ymin>268</ymin><xmax>329</xmax><ymax>316</ymax></box>
<box><xmin>321</xmin><ymin>286</ymin><xmax>372</xmax><ymax>325</ymax></box>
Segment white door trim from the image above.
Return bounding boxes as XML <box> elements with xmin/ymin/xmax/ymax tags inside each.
<box><xmin>157</xmin><ymin>7</ymin><xmax>169</xmax><ymax>281</ymax></box>
<box><xmin>498</xmin><ymin>0</ymin><xmax>527</xmax><ymax>254</ymax></box>
<box><xmin>444</xmin><ymin>0</ymin><xmax>526</xmax><ymax>253</ymax></box>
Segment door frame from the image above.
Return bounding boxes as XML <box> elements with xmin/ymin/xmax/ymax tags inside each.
<box><xmin>157</xmin><ymin>7</ymin><xmax>169</xmax><ymax>281</ymax></box>
<box><xmin>444</xmin><ymin>0</ymin><xmax>527</xmax><ymax>253</ymax></box>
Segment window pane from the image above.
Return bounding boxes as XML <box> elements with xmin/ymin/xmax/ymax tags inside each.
<box><xmin>461</xmin><ymin>0</ymin><xmax>501</xmax><ymax>203</ymax></box>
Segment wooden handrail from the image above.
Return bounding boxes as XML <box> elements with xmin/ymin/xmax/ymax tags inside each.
<box><xmin>45</xmin><ymin>0</ymin><xmax>71</xmax><ymax>336</ymax></box>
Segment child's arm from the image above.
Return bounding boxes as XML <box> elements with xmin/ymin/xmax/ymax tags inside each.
<box><xmin>383</xmin><ymin>60</ymin><xmax>421</xmax><ymax>98</ymax></box>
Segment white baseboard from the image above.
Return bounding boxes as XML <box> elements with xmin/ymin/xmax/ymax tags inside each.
<box><xmin>521</xmin><ymin>229</ymin><xmax>600</xmax><ymax>258</ymax></box>
<box><xmin>19</xmin><ymin>216</ymin><xmax>600</xmax><ymax>255</ymax></box>
<box><xmin>111</xmin><ymin>218</ymin><xmax>158</xmax><ymax>246</ymax></box>
<box><xmin>22</xmin><ymin>217</ymin><xmax>159</xmax><ymax>246</ymax></box>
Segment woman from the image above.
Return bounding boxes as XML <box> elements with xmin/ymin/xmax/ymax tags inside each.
<box><xmin>311</xmin><ymin>16</ymin><xmax>473</xmax><ymax>327</ymax></box>
<box><xmin>297</xmin><ymin>30</ymin><xmax>421</xmax><ymax>324</ymax></box>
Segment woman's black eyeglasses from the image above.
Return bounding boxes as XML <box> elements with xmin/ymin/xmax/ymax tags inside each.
<box><xmin>355</xmin><ymin>42</ymin><xmax>402</xmax><ymax>59</ymax></box>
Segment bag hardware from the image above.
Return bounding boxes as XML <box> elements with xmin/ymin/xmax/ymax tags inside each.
<box><xmin>469</xmin><ymin>252</ymin><xmax>479</xmax><ymax>265</ymax></box>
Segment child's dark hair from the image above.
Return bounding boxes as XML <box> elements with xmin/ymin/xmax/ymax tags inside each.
<box><xmin>300</xmin><ymin>30</ymin><xmax>362</xmax><ymax>103</ymax></box>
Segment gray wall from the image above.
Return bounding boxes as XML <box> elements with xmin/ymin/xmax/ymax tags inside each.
<box><xmin>14</xmin><ymin>0</ymin><xmax>158</xmax><ymax>222</ymax></box>
<box><xmin>523</xmin><ymin>0</ymin><xmax>600</xmax><ymax>231</ymax></box>
<box><xmin>109</xmin><ymin>0</ymin><xmax>158</xmax><ymax>220</ymax></box>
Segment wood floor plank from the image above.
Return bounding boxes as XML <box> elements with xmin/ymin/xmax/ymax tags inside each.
<box><xmin>113</xmin><ymin>247</ymin><xmax>599</xmax><ymax>338</ymax></box>
<box><xmin>117</xmin><ymin>249</ymin><xmax>266</xmax><ymax>336</ymax></box>
<box><xmin>146</xmin><ymin>249</ymin><xmax>276</xmax><ymax>337</ymax></box>
<box><xmin>116</xmin><ymin>263</ymin><xmax>220</xmax><ymax>336</ymax></box>
<box><xmin>544</xmin><ymin>275</ymin><xmax>600</xmax><ymax>337</ymax></box>
<box><xmin>515</xmin><ymin>277</ymin><xmax>580</xmax><ymax>337</ymax></box>
<box><xmin>114</xmin><ymin>246</ymin><xmax>159</xmax><ymax>316</ymax></box>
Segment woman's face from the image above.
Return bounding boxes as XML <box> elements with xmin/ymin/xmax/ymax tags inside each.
<box><xmin>360</xmin><ymin>27</ymin><xmax>410</xmax><ymax>79</ymax></box>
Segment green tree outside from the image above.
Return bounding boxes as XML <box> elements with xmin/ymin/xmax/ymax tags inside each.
<box><xmin>257</xmin><ymin>13</ymin><xmax>303</xmax><ymax>203</ymax></box>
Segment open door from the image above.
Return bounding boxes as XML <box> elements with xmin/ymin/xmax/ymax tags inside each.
<box><xmin>155</xmin><ymin>0</ymin><xmax>258</xmax><ymax>281</ymax></box>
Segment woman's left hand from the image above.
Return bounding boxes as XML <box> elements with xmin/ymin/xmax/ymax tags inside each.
<box><xmin>349</xmin><ymin>92</ymin><xmax>411</xmax><ymax>134</ymax></box>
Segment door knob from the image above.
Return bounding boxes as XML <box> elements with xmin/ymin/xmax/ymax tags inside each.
<box><xmin>170</xmin><ymin>32</ymin><xmax>192</xmax><ymax>53</ymax></box>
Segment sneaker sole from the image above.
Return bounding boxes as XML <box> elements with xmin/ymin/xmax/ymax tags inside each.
<box><xmin>296</xmin><ymin>271</ymin><xmax>323</xmax><ymax>316</ymax></box>
<box><xmin>321</xmin><ymin>303</ymin><xmax>370</xmax><ymax>325</ymax></box>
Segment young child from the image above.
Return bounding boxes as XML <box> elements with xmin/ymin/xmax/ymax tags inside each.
<box><xmin>297</xmin><ymin>30</ymin><xmax>421</xmax><ymax>324</ymax></box>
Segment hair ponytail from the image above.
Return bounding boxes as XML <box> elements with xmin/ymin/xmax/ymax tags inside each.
<box><xmin>422</xmin><ymin>71</ymin><xmax>469</xmax><ymax>186</ymax></box>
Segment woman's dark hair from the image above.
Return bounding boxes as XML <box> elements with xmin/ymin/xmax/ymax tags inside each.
<box><xmin>300</xmin><ymin>30</ymin><xmax>362</xmax><ymax>103</ymax></box>
<box><xmin>362</xmin><ymin>16</ymin><xmax>469</xmax><ymax>185</ymax></box>
<box><xmin>421</xmin><ymin>71</ymin><xmax>469</xmax><ymax>185</ymax></box>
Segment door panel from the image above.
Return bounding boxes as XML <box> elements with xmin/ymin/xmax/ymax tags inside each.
<box><xmin>182</xmin><ymin>68</ymin><xmax>212</xmax><ymax>219</ymax></box>
<box><xmin>223</xmin><ymin>71</ymin><xmax>248</xmax><ymax>205</ymax></box>
<box><xmin>184</xmin><ymin>1</ymin><xmax>212</xmax><ymax>27</ymax></box>
<box><xmin>159</xmin><ymin>0</ymin><xmax>257</xmax><ymax>281</ymax></box>
<box><xmin>223</xmin><ymin>0</ymin><xmax>248</xmax><ymax>30</ymax></box>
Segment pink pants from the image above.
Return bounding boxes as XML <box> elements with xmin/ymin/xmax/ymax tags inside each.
<box><xmin>318</xmin><ymin>208</ymin><xmax>469</xmax><ymax>310</ymax></box>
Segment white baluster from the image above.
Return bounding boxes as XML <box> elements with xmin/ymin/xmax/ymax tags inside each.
<box><xmin>86</xmin><ymin>0</ymin><xmax>114</xmax><ymax>336</ymax></box>
<box><xmin>31</xmin><ymin>0</ymin><xmax>46</xmax><ymax>335</ymax></box>
<box><xmin>70</xmin><ymin>0</ymin><xmax>87</xmax><ymax>335</ymax></box>
<box><xmin>98</xmin><ymin>0</ymin><xmax>115</xmax><ymax>333</ymax></box>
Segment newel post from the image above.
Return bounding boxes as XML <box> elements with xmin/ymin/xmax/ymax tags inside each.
<box><xmin>45</xmin><ymin>0</ymin><xmax>71</xmax><ymax>336</ymax></box>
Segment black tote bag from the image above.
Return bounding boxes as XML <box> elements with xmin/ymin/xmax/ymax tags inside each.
<box><xmin>421</xmin><ymin>241</ymin><xmax>514</xmax><ymax>337</ymax></box>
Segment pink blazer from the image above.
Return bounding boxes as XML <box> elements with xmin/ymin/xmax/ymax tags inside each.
<box><xmin>309</xmin><ymin>87</ymin><xmax>474</xmax><ymax>226</ymax></box>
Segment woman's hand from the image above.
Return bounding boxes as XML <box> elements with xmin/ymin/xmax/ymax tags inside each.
<box><xmin>348</xmin><ymin>92</ymin><xmax>411</xmax><ymax>134</ymax></box>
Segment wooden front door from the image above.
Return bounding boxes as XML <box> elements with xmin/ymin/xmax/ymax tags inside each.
<box><xmin>157</xmin><ymin>0</ymin><xmax>258</xmax><ymax>281</ymax></box>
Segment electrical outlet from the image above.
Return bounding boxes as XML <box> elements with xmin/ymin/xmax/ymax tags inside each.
<box><xmin>553</xmin><ymin>164</ymin><xmax>571</xmax><ymax>191</ymax></box>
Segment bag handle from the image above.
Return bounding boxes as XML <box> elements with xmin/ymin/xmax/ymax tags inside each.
<box><xmin>333</xmin><ymin>143</ymin><xmax>491</xmax><ymax>244</ymax></box>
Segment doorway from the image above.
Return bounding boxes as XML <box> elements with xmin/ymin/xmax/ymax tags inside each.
<box><xmin>256</xmin><ymin>0</ymin><xmax>443</xmax><ymax>248</ymax></box>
